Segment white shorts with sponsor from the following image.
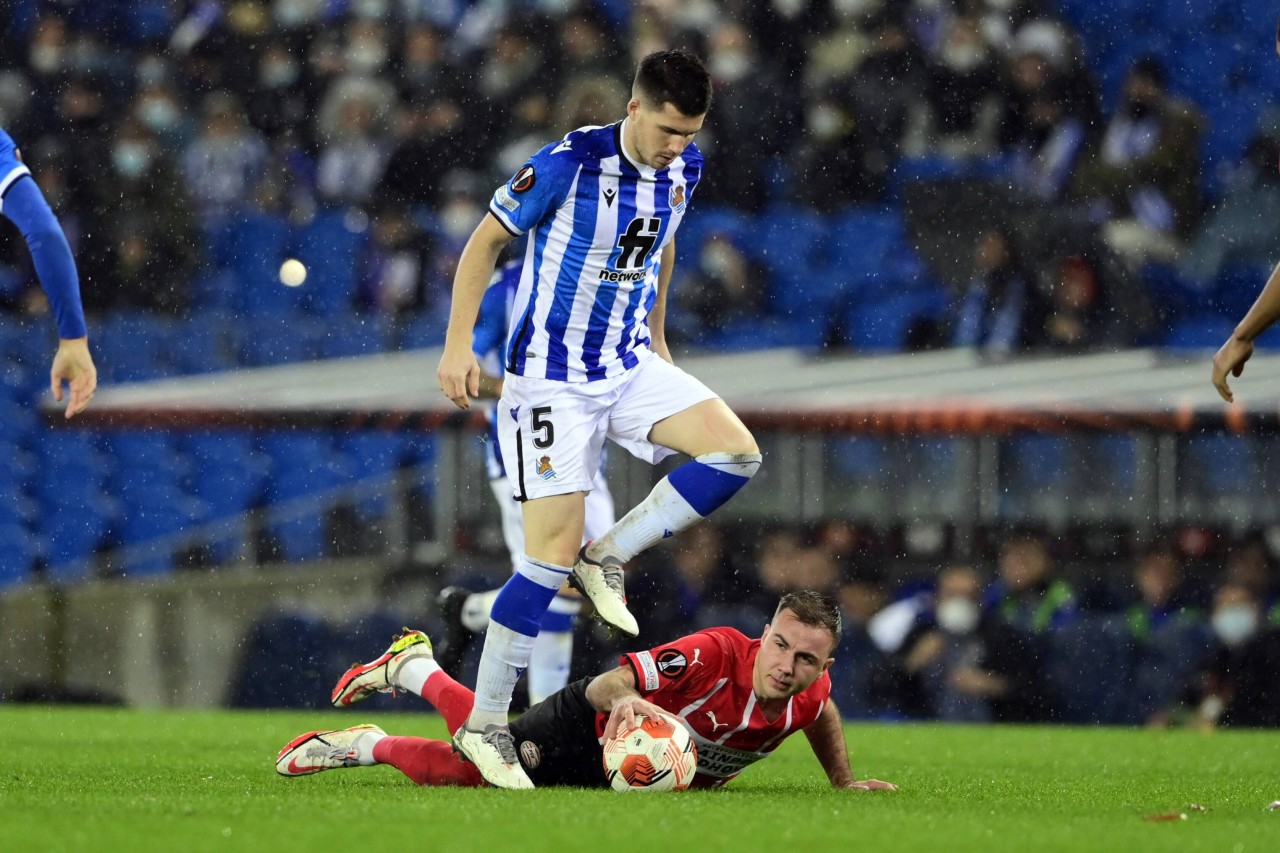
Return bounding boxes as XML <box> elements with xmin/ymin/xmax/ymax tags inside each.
<box><xmin>497</xmin><ymin>351</ymin><xmax>718</xmax><ymax>501</ymax></box>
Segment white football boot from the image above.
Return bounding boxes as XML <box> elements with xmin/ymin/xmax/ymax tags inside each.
<box><xmin>569</xmin><ymin>546</ymin><xmax>639</xmax><ymax>637</ymax></box>
<box><xmin>451</xmin><ymin>723</ymin><xmax>535</xmax><ymax>790</ymax></box>
<box><xmin>275</xmin><ymin>724</ymin><xmax>385</xmax><ymax>776</ymax></box>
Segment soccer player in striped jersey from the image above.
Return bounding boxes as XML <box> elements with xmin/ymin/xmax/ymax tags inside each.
<box><xmin>436</xmin><ymin>258</ymin><xmax>617</xmax><ymax>705</ymax></box>
<box><xmin>436</xmin><ymin>51</ymin><xmax>762</xmax><ymax>788</ymax></box>
<box><xmin>0</xmin><ymin>128</ymin><xmax>96</xmax><ymax>417</ymax></box>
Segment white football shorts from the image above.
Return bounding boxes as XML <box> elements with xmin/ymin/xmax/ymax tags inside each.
<box><xmin>496</xmin><ymin>352</ymin><xmax>718</xmax><ymax>501</ymax></box>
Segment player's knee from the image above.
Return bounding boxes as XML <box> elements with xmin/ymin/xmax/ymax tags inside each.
<box><xmin>693</xmin><ymin>451</ymin><xmax>762</xmax><ymax>481</ymax></box>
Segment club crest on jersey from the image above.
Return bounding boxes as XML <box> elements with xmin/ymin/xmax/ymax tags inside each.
<box><xmin>655</xmin><ymin>647</ymin><xmax>688</xmax><ymax>678</ymax></box>
<box><xmin>536</xmin><ymin>455</ymin><xmax>557</xmax><ymax>480</ymax></box>
<box><xmin>519</xmin><ymin>740</ymin><xmax>542</xmax><ymax>769</ymax></box>
<box><xmin>511</xmin><ymin>165</ymin><xmax>536</xmax><ymax>193</ymax></box>
<box><xmin>669</xmin><ymin>183</ymin><xmax>686</xmax><ymax>213</ymax></box>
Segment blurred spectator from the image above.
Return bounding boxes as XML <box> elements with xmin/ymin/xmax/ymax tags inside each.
<box><xmin>696</xmin><ymin>20</ymin><xmax>790</xmax><ymax>211</ymax></box>
<box><xmin>95</xmin><ymin>119</ymin><xmax>199</xmax><ymax>313</ymax></box>
<box><xmin>1040</xmin><ymin>254</ymin><xmax>1129</xmax><ymax>351</ymax></box>
<box><xmin>1123</xmin><ymin>544</ymin><xmax>1210</xmax><ymax>726</ymax></box>
<box><xmin>357</xmin><ymin>203</ymin><xmax>434</xmax><ymax>316</ymax></box>
<box><xmin>986</xmin><ymin>532</ymin><xmax>1077</xmax><ymax>634</ymax></box>
<box><xmin>831</xmin><ymin>562</ymin><xmax>896</xmax><ymax>720</ymax></box>
<box><xmin>888</xmin><ymin>565</ymin><xmax>1048</xmax><ymax>722</ymax></box>
<box><xmin>246</xmin><ymin>41</ymin><xmax>311</xmax><ymax>143</ymax></box>
<box><xmin>314</xmin><ymin>78</ymin><xmax>395</xmax><ymax>207</ymax></box>
<box><xmin>1178</xmin><ymin>131</ymin><xmax>1280</xmax><ymax>287</ymax></box>
<box><xmin>130</xmin><ymin>78</ymin><xmax>194</xmax><ymax>152</ymax></box>
<box><xmin>1070</xmin><ymin>56</ymin><xmax>1203</xmax><ymax>269</ymax></box>
<box><xmin>791</xmin><ymin>86</ymin><xmax>887</xmax><ymax>209</ymax></box>
<box><xmin>671</xmin><ymin>231</ymin><xmax>764</xmax><ymax>342</ymax></box>
<box><xmin>378</xmin><ymin>96</ymin><xmax>467</xmax><ymax>208</ymax></box>
<box><xmin>1222</xmin><ymin>536</ymin><xmax>1280</xmax><ymax>625</ymax></box>
<box><xmin>1003</xmin><ymin>82</ymin><xmax>1086</xmax><ymax>202</ymax></box>
<box><xmin>951</xmin><ymin>227</ymin><xmax>1049</xmax><ymax>355</ymax></box>
<box><xmin>1178</xmin><ymin>583</ymin><xmax>1280</xmax><ymax>729</ymax></box>
<box><xmin>921</xmin><ymin>16</ymin><xmax>1005</xmax><ymax>160</ymax></box>
<box><xmin>182</xmin><ymin>91</ymin><xmax>268</xmax><ymax>227</ymax></box>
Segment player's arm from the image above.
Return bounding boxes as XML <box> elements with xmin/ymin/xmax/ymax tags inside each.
<box><xmin>802</xmin><ymin>700</ymin><xmax>897</xmax><ymax>791</ymax></box>
<box><xmin>437</xmin><ymin>214</ymin><xmax>515</xmax><ymax>409</ymax></box>
<box><xmin>2</xmin><ymin>168</ymin><xmax>96</xmax><ymax>418</ymax></box>
<box><xmin>1211</xmin><ymin>261</ymin><xmax>1280</xmax><ymax>402</ymax></box>
<box><xmin>585</xmin><ymin>666</ymin><xmax>677</xmax><ymax>741</ymax></box>
<box><xmin>648</xmin><ymin>239</ymin><xmax>675</xmax><ymax>364</ymax></box>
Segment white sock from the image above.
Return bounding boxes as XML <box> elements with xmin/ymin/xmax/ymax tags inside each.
<box><xmin>394</xmin><ymin>655</ymin><xmax>441</xmax><ymax>697</ymax></box>
<box><xmin>354</xmin><ymin>729</ymin><xmax>385</xmax><ymax>766</ymax></box>
<box><xmin>467</xmin><ymin>622</ymin><xmax>537</xmax><ymax>729</ymax></box>
<box><xmin>461</xmin><ymin>589</ymin><xmax>498</xmax><ymax>632</ymax></box>
<box><xmin>527</xmin><ymin>629</ymin><xmax>574</xmax><ymax>705</ymax></box>
<box><xmin>589</xmin><ymin>477</ymin><xmax>700</xmax><ymax>564</ymax></box>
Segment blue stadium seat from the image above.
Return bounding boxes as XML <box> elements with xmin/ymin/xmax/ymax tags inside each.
<box><xmin>230</xmin><ymin>613</ymin><xmax>333</xmax><ymax>709</ymax></box>
<box><xmin>295</xmin><ymin>210</ymin><xmax>369</xmax><ymax>316</ymax></box>
<box><xmin>94</xmin><ymin>313</ymin><xmax>176</xmax><ymax>382</ymax></box>
<box><xmin>338</xmin><ymin>432</ymin><xmax>407</xmax><ymax>521</ymax></box>
<box><xmin>116</xmin><ymin>489</ymin><xmax>210</xmax><ymax>577</ymax></box>
<box><xmin>173</xmin><ymin>311</ymin><xmax>240</xmax><ymax>374</ymax></box>
<box><xmin>0</xmin><ymin>521</ymin><xmax>42</xmax><ymax>587</ymax></box>
<box><xmin>238</xmin><ymin>314</ymin><xmax>325</xmax><ymax>366</ymax></box>
<box><xmin>400</xmin><ymin>311</ymin><xmax>449</xmax><ymax>350</ymax></box>
<box><xmin>43</xmin><ymin>498</ymin><xmax>116</xmax><ymax>582</ymax></box>
<box><xmin>319</xmin><ymin>316</ymin><xmax>392</xmax><ymax>359</ymax></box>
<box><xmin>841</xmin><ymin>288</ymin><xmax>947</xmax><ymax>350</ymax></box>
<box><xmin>219</xmin><ymin>211</ymin><xmax>302</xmax><ymax>315</ymax></box>
<box><xmin>1163</xmin><ymin>313</ymin><xmax>1235</xmax><ymax>349</ymax></box>
<box><xmin>261</xmin><ymin>432</ymin><xmax>352</xmax><ymax>561</ymax></box>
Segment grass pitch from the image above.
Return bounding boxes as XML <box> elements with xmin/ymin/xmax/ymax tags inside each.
<box><xmin>1</xmin><ymin>706</ymin><xmax>1277</xmax><ymax>853</ymax></box>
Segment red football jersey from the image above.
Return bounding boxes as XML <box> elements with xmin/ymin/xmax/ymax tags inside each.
<box><xmin>604</xmin><ymin>627</ymin><xmax>831</xmax><ymax>788</ymax></box>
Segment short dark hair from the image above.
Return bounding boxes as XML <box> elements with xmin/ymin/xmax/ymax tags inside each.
<box><xmin>633</xmin><ymin>50</ymin><xmax>712</xmax><ymax>117</ymax></box>
<box><xmin>775</xmin><ymin>590</ymin><xmax>842</xmax><ymax>651</ymax></box>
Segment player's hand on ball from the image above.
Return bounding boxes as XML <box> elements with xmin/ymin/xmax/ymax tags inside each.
<box><xmin>604</xmin><ymin>696</ymin><xmax>675</xmax><ymax>741</ymax></box>
<box><xmin>840</xmin><ymin>779</ymin><xmax>898</xmax><ymax>791</ymax></box>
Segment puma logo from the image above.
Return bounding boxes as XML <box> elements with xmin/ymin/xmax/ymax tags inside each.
<box><xmin>690</xmin><ymin>648</ymin><xmax>705</xmax><ymax>667</ymax></box>
<box><xmin>705</xmin><ymin>711</ymin><xmax>729</xmax><ymax>732</ymax></box>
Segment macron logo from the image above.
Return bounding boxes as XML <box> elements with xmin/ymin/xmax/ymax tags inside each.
<box><xmin>662</xmin><ymin>529</ymin><xmax>673</xmax><ymax>538</ymax></box>
<box><xmin>552</xmin><ymin>139</ymin><xmax>573</xmax><ymax>154</ymax></box>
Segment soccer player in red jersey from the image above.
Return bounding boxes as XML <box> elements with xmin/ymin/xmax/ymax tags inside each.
<box><xmin>277</xmin><ymin>590</ymin><xmax>896</xmax><ymax>792</ymax></box>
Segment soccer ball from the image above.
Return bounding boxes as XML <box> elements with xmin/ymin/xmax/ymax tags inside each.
<box><xmin>602</xmin><ymin>713</ymin><xmax>698</xmax><ymax>792</ymax></box>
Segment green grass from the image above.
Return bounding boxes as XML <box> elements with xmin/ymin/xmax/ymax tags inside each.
<box><xmin>1</xmin><ymin>707</ymin><xmax>1277</xmax><ymax>853</ymax></box>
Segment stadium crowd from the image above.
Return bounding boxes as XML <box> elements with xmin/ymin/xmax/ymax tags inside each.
<box><xmin>1</xmin><ymin>0</ymin><xmax>1277</xmax><ymax>351</ymax></box>
<box><xmin>545</xmin><ymin>520</ymin><xmax>1280</xmax><ymax>728</ymax></box>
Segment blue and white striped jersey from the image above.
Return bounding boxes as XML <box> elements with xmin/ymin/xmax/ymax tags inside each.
<box><xmin>473</xmin><ymin>260</ymin><xmax>521</xmax><ymax>480</ymax></box>
<box><xmin>488</xmin><ymin>119</ymin><xmax>703</xmax><ymax>382</ymax></box>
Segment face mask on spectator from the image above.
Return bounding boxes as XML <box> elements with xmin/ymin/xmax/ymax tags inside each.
<box><xmin>261</xmin><ymin>60</ymin><xmax>300</xmax><ymax>88</ymax></box>
<box><xmin>275</xmin><ymin>0</ymin><xmax>317</xmax><ymax>27</ymax></box>
<box><xmin>936</xmin><ymin>597</ymin><xmax>980</xmax><ymax>635</ymax></box>
<box><xmin>941</xmin><ymin>44</ymin><xmax>987</xmax><ymax>74</ymax></box>
<box><xmin>29</xmin><ymin>46</ymin><xmax>64</xmax><ymax>74</ymax></box>
<box><xmin>1212</xmin><ymin>605</ymin><xmax>1259</xmax><ymax>647</ymax></box>
<box><xmin>112</xmin><ymin>142</ymin><xmax>153</xmax><ymax>179</ymax></box>
<box><xmin>346</xmin><ymin>41</ymin><xmax>388</xmax><ymax>74</ymax></box>
<box><xmin>353</xmin><ymin>0</ymin><xmax>388</xmax><ymax>18</ymax></box>
<box><xmin>700</xmin><ymin>245</ymin><xmax>735</xmax><ymax>277</ymax></box>
<box><xmin>807</xmin><ymin>106</ymin><xmax>845</xmax><ymax>142</ymax></box>
<box><xmin>441</xmin><ymin>201</ymin><xmax>481</xmax><ymax>240</ymax></box>
<box><xmin>710</xmin><ymin>50</ymin><xmax>751</xmax><ymax>84</ymax></box>
<box><xmin>139</xmin><ymin>99</ymin><xmax>180</xmax><ymax>132</ymax></box>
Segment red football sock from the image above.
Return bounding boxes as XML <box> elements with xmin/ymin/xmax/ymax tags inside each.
<box><xmin>372</xmin><ymin>736</ymin><xmax>484</xmax><ymax>787</ymax></box>
<box><xmin>419</xmin><ymin>670</ymin><xmax>474</xmax><ymax>733</ymax></box>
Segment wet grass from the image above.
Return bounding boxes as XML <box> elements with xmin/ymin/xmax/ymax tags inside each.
<box><xmin>1</xmin><ymin>707</ymin><xmax>1277</xmax><ymax>852</ymax></box>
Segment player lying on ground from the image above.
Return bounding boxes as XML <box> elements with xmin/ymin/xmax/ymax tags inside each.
<box><xmin>277</xmin><ymin>590</ymin><xmax>896</xmax><ymax>792</ymax></box>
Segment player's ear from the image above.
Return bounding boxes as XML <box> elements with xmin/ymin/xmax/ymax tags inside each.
<box><xmin>822</xmin><ymin>656</ymin><xmax>835</xmax><ymax>673</ymax></box>
<box><xmin>627</xmin><ymin>96</ymin><xmax>641</xmax><ymax>119</ymax></box>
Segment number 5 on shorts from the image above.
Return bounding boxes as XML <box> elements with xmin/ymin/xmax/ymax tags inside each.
<box><xmin>531</xmin><ymin>406</ymin><xmax>555</xmax><ymax>449</ymax></box>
